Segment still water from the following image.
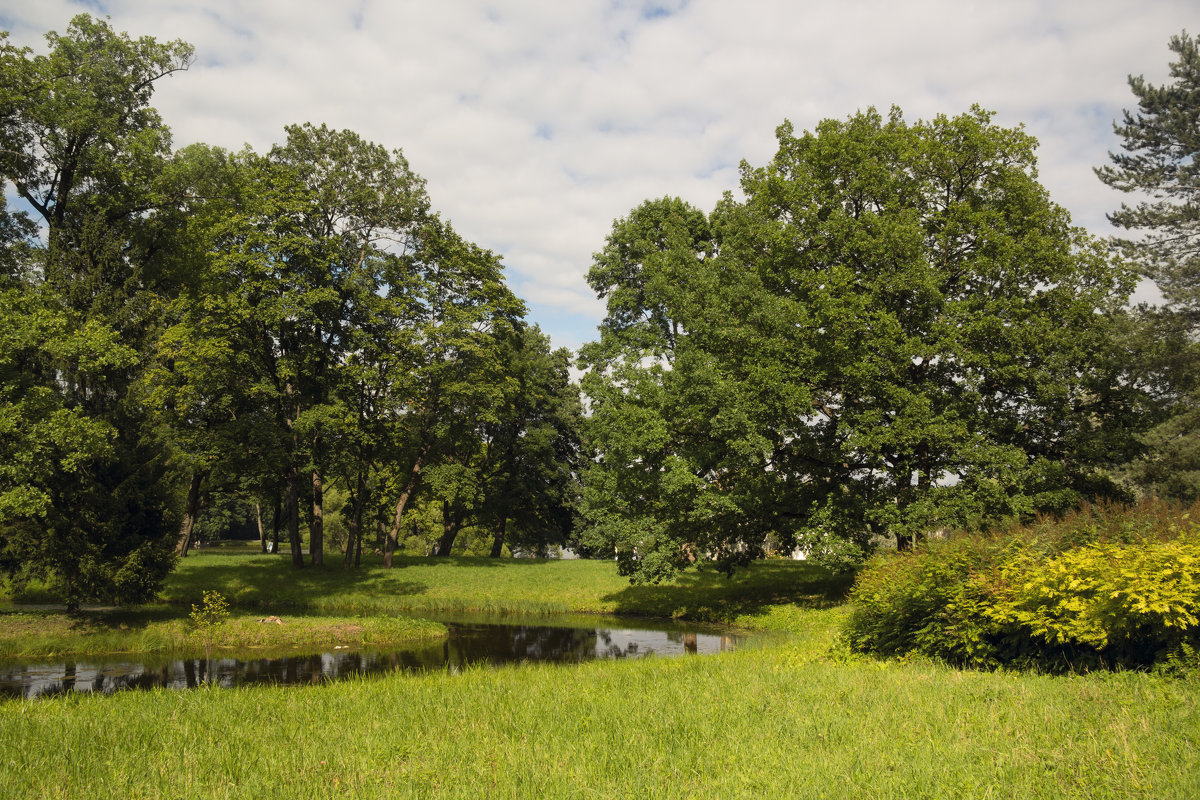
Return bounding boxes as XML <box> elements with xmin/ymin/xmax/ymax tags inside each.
<box><xmin>0</xmin><ymin>617</ymin><xmax>741</xmax><ymax>699</ymax></box>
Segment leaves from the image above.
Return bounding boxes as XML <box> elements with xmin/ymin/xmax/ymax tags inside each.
<box><xmin>583</xmin><ymin>107</ymin><xmax>1136</xmax><ymax>582</ymax></box>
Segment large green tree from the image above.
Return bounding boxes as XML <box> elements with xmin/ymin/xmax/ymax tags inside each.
<box><xmin>583</xmin><ymin>107</ymin><xmax>1137</xmax><ymax>582</ymax></box>
<box><xmin>0</xmin><ymin>16</ymin><xmax>193</xmax><ymax>606</ymax></box>
<box><xmin>377</xmin><ymin>218</ymin><xmax>525</xmax><ymax>562</ymax></box>
<box><xmin>1096</xmin><ymin>30</ymin><xmax>1200</xmax><ymax>307</ymax></box>
<box><xmin>1097</xmin><ymin>31</ymin><xmax>1200</xmax><ymax>502</ymax></box>
<box><xmin>158</xmin><ymin>125</ymin><xmax>433</xmax><ymax>568</ymax></box>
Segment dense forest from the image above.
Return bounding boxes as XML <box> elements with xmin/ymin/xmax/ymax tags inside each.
<box><xmin>2</xmin><ymin>17</ymin><xmax>1198</xmax><ymax>605</ymax></box>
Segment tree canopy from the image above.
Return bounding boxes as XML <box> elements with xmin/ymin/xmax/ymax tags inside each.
<box><xmin>582</xmin><ymin>107</ymin><xmax>1138</xmax><ymax>582</ymax></box>
<box><xmin>0</xmin><ymin>15</ymin><xmax>584</xmax><ymax>605</ymax></box>
<box><xmin>1096</xmin><ymin>30</ymin><xmax>1200</xmax><ymax>308</ymax></box>
<box><xmin>1097</xmin><ymin>30</ymin><xmax>1200</xmax><ymax>504</ymax></box>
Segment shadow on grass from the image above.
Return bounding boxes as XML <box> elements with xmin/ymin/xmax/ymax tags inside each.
<box><xmin>600</xmin><ymin>561</ymin><xmax>855</xmax><ymax>622</ymax></box>
<box><xmin>1</xmin><ymin>605</ymin><xmax>193</xmax><ymax>642</ymax></box>
<box><xmin>162</xmin><ymin>552</ymin><xmax>854</xmax><ymax>622</ymax></box>
<box><xmin>163</xmin><ymin>553</ymin><xmax>429</xmax><ymax>610</ymax></box>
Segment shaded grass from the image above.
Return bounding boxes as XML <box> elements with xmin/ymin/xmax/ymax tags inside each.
<box><xmin>0</xmin><ymin>608</ymin><xmax>445</xmax><ymax>659</ymax></box>
<box><xmin>159</xmin><ymin>552</ymin><xmax>852</xmax><ymax>625</ymax></box>
<box><xmin>1</xmin><ymin>609</ymin><xmax>1196</xmax><ymax>799</ymax></box>
<box><xmin>1</xmin><ymin>555</ymin><xmax>841</xmax><ymax>659</ymax></box>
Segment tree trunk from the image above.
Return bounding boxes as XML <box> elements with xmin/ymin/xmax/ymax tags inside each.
<box><xmin>383</xmin><ymin>448</ymin><xmax>427</xmax><ymax>568</ymax></box>
<box><xmin>435</xmin><ymin>500</ymin><xmax>463</xmax><ymax>557</ymax></box>
<box><xmin>344</xmin><ymin>469</ymin><xmax>367</xmax><ymax>568</ymax></box>
<box><xmin>271</xmin><ymin>494</ymin><xmax>282</xmax><ymax>554</ymax></box>
<box><xmin>286</xmin><ymin>458</ymin><xmax>304</xmax><ymax>568</ymax></box>
<box><xmin>310</xmin><ymin>467</ymin><xmax>324</xmax><ymax>567</ymax></box>
<box><xmin>255</xmin><ymin>503</ymin><xmax>267</xmax><ymax>553</ymax></box>
<box><xmin>354</xmin><ymin>520</ymin><xmax>363</xmax><ymax>567</ymax></box>
<box><xmin>489</xmin><ymin>516</ymin><xmax>507</xmax><ymax>558</ymax></box>
<box><xmin>174</xmin><ymin>470</ymin><xmax>207</xmax><ymax>558</ymax></box>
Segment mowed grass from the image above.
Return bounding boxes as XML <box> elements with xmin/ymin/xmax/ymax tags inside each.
<box><xmin>160</xmin><ymin>551</ymin><xmax>853</xmax><ymax>625</ymax></box>
<box><xmin>1</xmin><ymin>612</ymin><xmax>1196</xmax><ymax>799</ymax></box>
<box><xmin>0</xmin><ymin>608</ymin><xmax>445</xmax><ymax>659</ymax></box>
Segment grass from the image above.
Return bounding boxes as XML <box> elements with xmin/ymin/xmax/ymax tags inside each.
<box><xmin>0</xmin><ymin>608</ymin><xmax>445</xmax><ymax>659</ymax></box>
<box><xmin>158</xmin><ymin>551</ymin><xmax>853</xmax><ymax>624</ymax></box>
<box><xmin>0</xmin><ymin>609</ymin><xmax>1196</xmax><ymax>799</ymax></box>
<box><xmin>2</xmin><ymin>554</ymin><xmax>1198</xmax><ymax>798</ymax></box>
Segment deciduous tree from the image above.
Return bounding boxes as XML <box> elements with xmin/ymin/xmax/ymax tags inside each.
<box><xmin>583</xmin><ymin>108</ymin><xmax>1137</xmax><ymax>582</ymax></box>
<box><xmin>0</xmin><ymin>16</ymin><xmax>192</xmax><ymax>606</ymax></box>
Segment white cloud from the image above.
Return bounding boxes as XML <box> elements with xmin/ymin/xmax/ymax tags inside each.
<box><xmin>3</xmin><ymin>0</ymin><xmax>1193</xmax><ymax>351</ymax></box>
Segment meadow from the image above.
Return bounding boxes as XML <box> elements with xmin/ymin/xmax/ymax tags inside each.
<box><xmin>1</xmin><ymin>553</ymin><xmax>1197</xmax><ymax>798</ymax></box>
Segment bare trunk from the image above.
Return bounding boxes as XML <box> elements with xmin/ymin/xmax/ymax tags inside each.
<box><xmin>434</xmin><ymin>501</ymin><xmax>463</xmax><ymax>557</ymax></box>
<box><xmin>271</xmin><ymin>494</ymin><xmax>282</xmax><ymax>554</ymax></box>
<box><xmin>174</xmin><ymin>470</ymin><xmax>206</xmax><ymax>558</ymax></box>
<box><xmin>344</xmin><ymin>469</ymin><xmax>367</xmax><ymax>568</ymax></box>
<box><xmin>255</xmin><ymin>503</ymin><xmax>267</xmax><ymax>553</ymax></box>
<box><xmin>310</xmin><ymin>467</ymin><xmax>324</xmax><ymax>567</ymax></box>
<box><xmin>489</xmin><ymin>516</ymin><xmax>507</xmax><ymax>558</ymax></box>
<box><xmin>383</xmin><ymin>448</ymin><xmax>427</xmax><ymax>568</ymax></box>
<box><xmin>286</xmin><ymin>458</ymin><xmax>304</xmax><ymax>568</ymax></box>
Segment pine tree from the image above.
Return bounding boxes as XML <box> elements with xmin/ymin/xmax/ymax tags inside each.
<box><xmin>1098</xmin><ymin>31</ymin><xmax>1200</xmax><ymax>503</ymax></box>
<box><xmin>1096</xmin><ymin>30</ymin><xmax>1200</xmax><ymax>308</ymax></box>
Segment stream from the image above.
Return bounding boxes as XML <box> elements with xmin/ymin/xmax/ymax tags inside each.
<box><xmin>0</xmin><ymin>615</ymin><xmax>743</xmax><ymax>699</ymax></box>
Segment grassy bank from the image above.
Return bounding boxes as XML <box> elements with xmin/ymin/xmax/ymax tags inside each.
<box><xmin>3</xmin><ymin>555</ymin><xmax>1198</xmax><ymax>798</ymax></box>
<box><xmin>1</xmin><ymin>609</ymin><xmax>1196</xmax><ymax>799</ymax></box>
<box><xmin>159</xmin><ymin>552</ymin><xmax>852</xmax><ymax>626</ymax></box>
<box><xmin>0</xmin><ymin>608</ymin><xmax>445</xmax><ymax>659</ymax></box>
<box><xmin>0</xmin><ymin>555</ymin><xmax>839</xmax><ymax>659</ymax></box>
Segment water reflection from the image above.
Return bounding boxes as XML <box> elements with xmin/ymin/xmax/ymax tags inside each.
<box><xmin>0</xmin><ymin>620</ymin><xmax>740</xmax><ymax>699</ymax></box>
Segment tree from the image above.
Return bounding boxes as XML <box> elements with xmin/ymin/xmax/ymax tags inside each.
<box><xmin>582</xmin><ymin>107</ymin><xmax>1137</xmax><ymax>582</ymax></box>
<box><xmin>0</xmin><ymin>17</ymin><xmax>193</xmax><ymax>607</ymax></box>
<box><xmin>1095</xmin><ymin>30</ymin><xmax>1200</xmax><ymax>308</ymax></box>
<box><xmin>381</xmin><ymin>220</ymin><xmax>525</xmax><ymax>560</ymax></box>
<box><xmin>472</xmin><ymin>325</ymin><xmax>583</xmax><ymax>557</ymax></box>
<box><xmin>1097</xmin><ymin>31</ymin><xmax>1200</xmax><ymax>503</ymax></box>
<box><xmin>160</xmin><ymin>125</ymin><xmax>432</xmax><ymax>568</ymax></box>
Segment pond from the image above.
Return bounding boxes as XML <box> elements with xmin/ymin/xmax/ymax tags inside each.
<box><xmin>0</xmin><ymin>615</ymin><xmax>743</xmax><ymax>699</ymax></box>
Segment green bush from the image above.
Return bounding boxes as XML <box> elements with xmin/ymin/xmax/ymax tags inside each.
<box><xmin>843</xmin><ymin>500</ymin><xmax>1200</xmax><ymax>672</ymax></box>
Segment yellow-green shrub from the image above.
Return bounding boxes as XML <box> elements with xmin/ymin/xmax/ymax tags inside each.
<box><xmin>989</xmin><ymin>533</ymin><xmax>1200</xmax><ymax>666</ymax></box>
<box><xmin>843</xmin><ymin>501</ymin><xmax>1200</xmax><ymax>671</ymax></box>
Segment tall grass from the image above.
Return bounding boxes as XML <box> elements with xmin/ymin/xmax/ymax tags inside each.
<box><xmin>3</xmin><ymin>548</ymin><xmax>1198</xmax><ymax>797</ymax></box>
<box><xmin>1</xmin><ymin>615</ymin><xmax>1196</xmax><ymax>799</ymax></box>
<box><xmin>0</xmin><ymin>609</ymin><xmax>445</xmax><ymax>659</ymax></box>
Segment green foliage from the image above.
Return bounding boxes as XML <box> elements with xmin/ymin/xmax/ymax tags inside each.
<box><xmin>583</xmin><ymin>107</ymin><xmax>1137</xmax><ymax>583</ymax></box>
<box><xmin>0</xmin><ymin>16</ymin><xmax>189</xmax><ymax>608</ymax></box>
<box><xmin>1096</xmin><ymin>30</ymin><xmax>1200</xmax><ymax>304</ymax></box>
<box><xmin>189</xmin><ymin>589</ymin><xmax>229</xmax><ymax>663</ymax></box>
<box><xmin>189</xmin><ymin>589</ymin><xmax>230</xmax><ymax>632</ymax></box>
<box><xmin>844</xmin><ymin>501</ymin><xmax>1200</xmax><ymax>671</ymax></box>
<box><xmin>1098</xmin><ymin>32</ymin><xmax>1200</xmax><ymax>504</ymax></box>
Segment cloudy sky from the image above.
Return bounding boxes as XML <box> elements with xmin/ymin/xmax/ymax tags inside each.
<box><xmin>2</xmin><ymin>1</ymin><xmax>1194</xmax><ymax>351</ymax></box>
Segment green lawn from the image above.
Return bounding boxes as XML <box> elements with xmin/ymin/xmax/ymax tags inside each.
<box><xmin>1</xmin><ymin>554</ymin><xmax>1197</xmax><ymax>799</ymax></box>
<box><xmin>160</xmin><ymin>551</ymin><xmax>852</xmax><ymax>625</ymax></box>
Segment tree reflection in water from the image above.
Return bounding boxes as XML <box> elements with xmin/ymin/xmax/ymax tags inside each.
<box><xmin>0</xmin><ymin>620</ymin><xmax>742</xmax><ymax>699</ymax></box>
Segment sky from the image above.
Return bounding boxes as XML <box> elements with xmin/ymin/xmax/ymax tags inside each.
<box><xmin>2</xmin><ymin>0</ymin><xmax>1195</xmax><ymax>352</ymax></box>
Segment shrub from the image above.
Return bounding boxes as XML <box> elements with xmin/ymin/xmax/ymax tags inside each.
<box><xmin>842</xmin><ymin>500</ymin><xmax>1200</xmax><ymax>672</ymax></box>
